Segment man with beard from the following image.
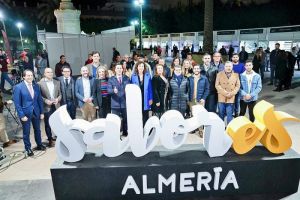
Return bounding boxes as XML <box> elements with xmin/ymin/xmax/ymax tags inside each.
<box><xmin>200</xmin><ymin>53</ymin><xmax>218</xmax><ymax>113</ymax></box>
<box><xmin>231</xmin><ymin>53</ymin><xmax>245</xmax><ymax>117</ymax></box>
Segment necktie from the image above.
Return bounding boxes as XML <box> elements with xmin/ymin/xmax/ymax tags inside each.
<box><xmin>65</xmin><ymin>78</ymin><xmax>69</xmax><ymax>87</ymax></box>
<box><xmin>118</xmin><ymin>77</ymin><xmax>122</xmax><ymax>84</ymax></box>
<box><xmin>29</xmin><ymin>84</ymin><xmax>34</xmax><ymax>98</ymax></box>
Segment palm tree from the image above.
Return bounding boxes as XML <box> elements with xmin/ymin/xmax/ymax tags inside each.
<box><xmin>203</xmin><ymin>0</ymin><xmax>272</xmax><ymax>53</ymax></box>
<box><xmin>37</xmin><ymin>0</ymin><xmax>60</xmax><ymax>24</ymax></box>
<box><xmin>203</xmin><ymin>0</ymin><xmax>214</xmax><ymax>54</ymax></box>
<box><xmin>0</xmin><ymin>0</ymin><xmax>12</xmax><ymax>8</ymax></box>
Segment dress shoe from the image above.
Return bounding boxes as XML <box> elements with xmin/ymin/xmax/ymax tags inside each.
<box><xmin>273</xmin><ymin>88</ymin><xmax>282</xmax><ymax>92</ymax></box>
<box><xmin>267</xmin><ymin>83</ymin><xmax>273</xmax><ymax>86</ymax></box>
<box><xmin>36</xmin><ymin>144</ymin><xmax>46</xmax><ymax>151</ymax></box>
<box><xmin>234</xmin><ymin>112</ymin><xmax>239</xmax><ymax>118</ymax></box>
<box><xmin>51</xmin><ymin>136</ymin><xmax>57</xmax><ymax>141</ymax></box>
<box><xmin>48</xmin><ymin>140</ymin><xmax>55</xmax><ymax>148</ymax></box>
<box><xmin>26</xmin><ymin>149</ymin><xmax>34</xmax><ymax>157</ymax></box>
<box><xmin>2</xmin><ymin>140</ymin><xmax>17</xmax><ymax>148</ymax></box>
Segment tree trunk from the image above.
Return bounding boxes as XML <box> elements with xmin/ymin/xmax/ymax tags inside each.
<box><xmin>203</xmin><ymin>0</ymin><xmax>214</xmax><ymax>54</ymax></box>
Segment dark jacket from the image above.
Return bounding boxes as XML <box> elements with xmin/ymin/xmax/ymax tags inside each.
<box><xmin>92</xmin><ymin>78</ymin><xmax>111</xmax><ymax>108</ymax></box>
<box><xmin>58</xmin><ymin>76</ymin><xmax>77</xmax><ymax>106</ymax></box>
<box><xmin>152</xmin><ymin>75</ymin><xmax>168</xmax><ymax>113</ymax></box>
<box><xmin>275</xmin><ymin>57</ymin><xmax>288</xmax><ymax>80</ymax></box>
<box><xmin>239</xmin><ymin>50</ymin><xmax>249</xmax><ymax>63</ymax></box>
<box><xmin>55</xmin><ymin>62</ymin><xmax>70</xmax><ymax>77</ymax></box>
<box><xmin>200</xmin><ymin>65</ymin><xmax>218</xmax><ymax>94</ymax></box>
<box><xmin>169</xmin><ymin>75</ymin><xmax>189</xmax><ymax>114</ymax></box>
<box><xmin>252</xmin><ymin>55</ymin><xmax>262</xmax><ymax>74</ymax></box>
<box><xmin>0</xmin><ymin>56</ymin><xmax>8</xmax><ymax>72</ymax></box>
<box><xmin>270</xmin><ymin>49</ymin><xmax>280</xmax><ymax>65</ymax></box>
<box><xmin>107</xmin><ymin>75</ymin><xmax>130</xmax><ymax>109</ymax></box>
<box><xmin>188</xmin><ymin>75</ymin><xmax>210</xmax><ymax>102</ymax></box>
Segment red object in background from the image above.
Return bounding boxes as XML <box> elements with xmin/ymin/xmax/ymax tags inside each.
<box><xmin>1</xmin><ymin>30</ymin><xmax>13</xmax><ymax>64</ymax></box>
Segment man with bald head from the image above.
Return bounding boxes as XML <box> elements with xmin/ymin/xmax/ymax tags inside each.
<box><xmin>75</xmin><ymin>66</ymin><xmax>95</xmax><ymax>121</ymax></box>
<box><xmin>38</xmin><ymin>68</ymin><xmax>61</xmax><ymax>147</ymax></box>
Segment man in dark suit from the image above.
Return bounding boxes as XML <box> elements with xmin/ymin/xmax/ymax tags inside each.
<box><xmin>38</xmin><ymin>68</ymin><xmax>61</xmax><ymax>147</ymax></box>
<box><xmin>108</xmin><ymin>64</ymin><xmax>130</xmax><ymax>135</ymax></box>
<box><xmin>269</xmin><ymin>43</ymin><xmax>280</xmax><ymax>85</ymax></box>
<box><xmin>13</xmin><ymin>69</ymin><xmax>46</xmax><ymax>156</ymax></box>
<box><xmin>58</xmin><ymin>66</ymin><xmax>77</xmax><ymax>119</ymax></box>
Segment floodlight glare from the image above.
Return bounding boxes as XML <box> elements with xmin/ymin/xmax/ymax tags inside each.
<box><xmin>134</xmin><ymin>0</ymin><xmax>144</xmax><ymax>6</ymax></box>
<box><xmin>131</xmin><ymin>20</ymin><xmax>139</xmax><ymax>26</ymax></box>
<box><xmin>16</xmin><ymin>22</ymin><xmax>23</xmax><ymax>29</ymax></box>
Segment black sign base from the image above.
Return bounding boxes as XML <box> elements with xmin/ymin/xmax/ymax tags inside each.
<box><xmin>51</xmin><ymin>145</ymin><xmax>300</xmax><ymax>200</ymax></box>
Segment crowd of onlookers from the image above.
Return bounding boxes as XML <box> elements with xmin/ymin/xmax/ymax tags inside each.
<box><xmin>0</xmin><ymin>42</ymin><xmax>299</xmax><ymax>156</ymax></box>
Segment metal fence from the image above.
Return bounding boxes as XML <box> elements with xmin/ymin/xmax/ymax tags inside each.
<box><xmin>37</xmin><ymin>26</ymin><xmax>135</xmax><ymax>75</ymax></box>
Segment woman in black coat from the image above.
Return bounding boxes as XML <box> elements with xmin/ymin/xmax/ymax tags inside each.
<box><xmin>92</xmin><ymin>66</ymin><xmax>111</xmax><ymax>118</ymax></box>
<box><xmin>252</xmin><ymin>49</ymin><xmax>263</xmax><ymax>74</ymax></box>
<box><xmin>274</xmin><ymin>50</ymin><xmax>288</xmax><ymax>92</ymax></box>
<box><xmin>152</xmin><ymin>64</ymin><xmax>169</xmax><ymax>117</ymax></box>
<box><xmin>285</xmin><ymin>51</ymin><xmax>296</xmax><ymax>89</ymax></box>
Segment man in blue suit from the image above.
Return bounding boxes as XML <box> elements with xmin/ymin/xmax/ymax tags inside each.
<box><xmin>13</xmin><ymin>69</ymin><xmax>46</xmax><ymax>156</ymax></box>
<box><xmin>75</xmin><ymin>66</ymin><xmax>95</xmax><ymax>121</ymax></box>
<box><xmin>108</xmin><ymin>64</ymin><xmax>130</xmax><ymax>136</ymax></box>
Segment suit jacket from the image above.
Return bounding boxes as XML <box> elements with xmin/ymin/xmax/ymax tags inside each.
<box><xmin>215</xmin><ymin>71</ymin><xmax>240</xmax><ymax>103</ymax></box>
<box><xmin>13</xmin><ymin>81</ymin><xmax>44</xmax><ymax>119</ymax></box>
<box><xmin>38</xmin><ymin>78</ymin><xmax>62</xmax><ymax>112</ymax></box>
<box><xmin>75</xmin><ymin>76</ymin><xmax>94</xmax><ymax>108</ymax></box>
<box><xmin>92</xmin><ymin>78</ymin><xmax>111</xmax><ymax>108</ymax></box>
<box><xmin>58</xmin><ymin>76</ymin><xmax>77</xmax><ymax>106</ymax></box>
<box><xmin>107</xmin><ymin>75</ymin><xmax>130</xmax><ymax>109</ymax></box>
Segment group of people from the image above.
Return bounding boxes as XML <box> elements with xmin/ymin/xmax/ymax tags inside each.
<box><xmin>4</xmin><ymin>47</ymin><xmax>266</xmax><ymax>156</ymax></box>
<box><xmin>218</xmin><ymin>43</ymin><xmax>298</xmax><ymax>92</ymax></box>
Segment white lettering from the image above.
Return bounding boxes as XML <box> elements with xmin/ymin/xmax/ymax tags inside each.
<box><xmin>103</xmin><ymin>114</ymin><xmax>129</xmax><ymax>157</ymax></box>
<box><xmin>158</xmin><ymin>174</ymin><xmax>176</xmax><ymax>193</ymax></box>
<box><xmin>197</xmin><ymin>172</ymin><xmax>211</xmax><ymax>191</ymax></box>
<box><xmin>220</xmin><ymin>170</ymin><xmax>239</xmax><ymax>190</ymax></box>
<box><xmin>50</xmin><ymin>84</ymin><xmax>233</xmax><ymax>162</ymax></box>
<box><xmin>126</xmin><ymin>85</ymin><xmax>161</xmax><ymax>157</ymax></box>
<box><xmin>121</xmin><ymin>176</ymin><xmax>140</xmax><ymax>195</ymax></box>
<box><xmin>180</xmin><ymin>172</ymin><xmax>195</xmax><ymax>192</ymax></box>
<box><xmin>142</xmin><ymin>175</ymin><xmax>156</xmax><ymax>194</ymax></box>
<box><xmin>213</xmin><ymin>167</ymin><xmax>222</xmax><ymax>190</ymax></box>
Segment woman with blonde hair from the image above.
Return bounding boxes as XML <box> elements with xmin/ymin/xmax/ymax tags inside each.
<box><xmin>92</xmin><ymin>66</ymin><xmax>111</xmax><ymax>118</ymax></box>
<box><xmin>182</xmin><ymin>59</ymin><xmax>193</xmax><ymax>77</ymax></box>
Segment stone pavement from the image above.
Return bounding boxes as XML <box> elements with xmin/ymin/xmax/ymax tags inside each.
<box><xmin>0</xmin><ymin>71</ymin><xmax>300</xmax><ymax>199</ymax></box>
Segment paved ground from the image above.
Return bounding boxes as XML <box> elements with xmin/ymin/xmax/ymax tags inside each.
<box><xmin>0</xmin><ymin>70</ymin><xmax>300</xmax><ymax>199</ymax></box>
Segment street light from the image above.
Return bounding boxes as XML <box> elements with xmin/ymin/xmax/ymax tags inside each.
<box><xmin>130</xmin><ymin>20</ymin><xmax>139</xmax><ymax>26</ymax></box>
<box><xmin>0</xmin><ymin>11</ymin><xmax>7</xmax><ymax>33</ymax></box>
<box><xmin>134</xmin><ymin>0</ymin><xmax>144</xmax><ymax>54</ymax></box>
<box><xmin>16</xmin><ymin>22</ymin><xmax>24</xmax><ymax>50</ymax></box>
